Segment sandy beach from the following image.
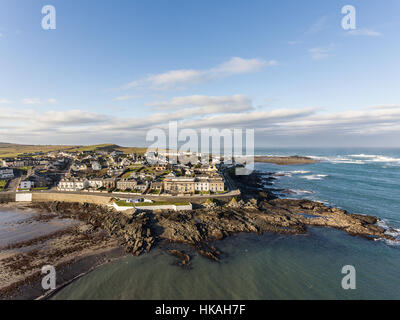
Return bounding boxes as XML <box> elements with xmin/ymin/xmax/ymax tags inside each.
<box><xmin>0</xmin><ymin>202</ymin><xmax>124</xmax><ymax>300</ymax></box>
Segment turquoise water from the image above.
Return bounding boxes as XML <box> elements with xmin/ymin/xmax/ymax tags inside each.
<box><xmin>53</xmin><ymin>148</ymin><xmax>400</xmax><ymax>300</ymax></box>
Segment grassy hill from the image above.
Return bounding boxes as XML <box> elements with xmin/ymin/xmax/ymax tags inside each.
<box><xmin>0</xmin><ymin>142</ymin><xmax>150</xmax><ymax>158</ymax></box>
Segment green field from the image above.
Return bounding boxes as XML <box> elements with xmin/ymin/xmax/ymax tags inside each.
<box><xmin>114</xmin><ymin>200</ymin><xmax>190</xmax><ymax>208</ymax></box>
<box><xmin>115</xmin><ymin>200</ymin><xmax>134</xmax><ymax>207</ymax></box>
<box><xmin>0</xmin><ymin>142</ymin><xmax>160</xmax><ymax>159</ymax></box>
<box><xmin>135</xmin><ymin>201</ymin><xmax>190</xmax><ymax>207</ymax></box>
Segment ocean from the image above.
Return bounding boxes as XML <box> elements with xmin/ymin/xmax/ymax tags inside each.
<box><xmin>53</xmin><ymin>148</ymin><xmax>400</xmax><ymax>300</ymax></box>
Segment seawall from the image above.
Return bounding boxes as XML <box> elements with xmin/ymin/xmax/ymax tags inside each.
<box><xmin>32</xmin><ymin>193</ymin><xmax>113</xmax><ymax>205</ymax></box>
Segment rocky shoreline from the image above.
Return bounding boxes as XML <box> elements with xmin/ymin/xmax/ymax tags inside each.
<box><xmin>254</xmin><ymin>155</ymin><xmax>318</xmax><ymax>165</ymax></box>
<box><xmin>0</xmin><ymin>170</ymin><xmax>396</xmax><ymax>299</ymax></box>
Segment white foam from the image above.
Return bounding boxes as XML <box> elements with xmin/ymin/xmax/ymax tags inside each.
<box><xmin>301</xmin><ymin>174</ymin><xmax>328</xmax><ymax>180</ymax></box>
<box><xmin>376</xmin><ymin>219</ymin><xmax>400</xmax><ymax>247</ymax></box>
<box><xmin>308</xmin><ymin>154</ymin><xmax>400</xmax><ymax>165</ymax></box>
<box><xmin>290</xmin><ymin>189</ymin><xmax>315</xmax><ymax>195</ymax></box>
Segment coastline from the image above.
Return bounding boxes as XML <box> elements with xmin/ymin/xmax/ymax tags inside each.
<box><xmin>0</xmin><ymin>202</ymin><xmax>124</xmax><ymax>300</ymax></box>
<box><xmin>1</xmin><ymin>169</ymin><xmax>397</xmax><ymax>300</ymax></box>
<box><xmin>254</xmin><ymin>156</ymin><xmax>319</xmax><ymax>165</ymax></box>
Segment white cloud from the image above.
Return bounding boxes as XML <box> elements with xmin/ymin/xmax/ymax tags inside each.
<box><xmin>115</xmin><ymin>95</ymin><xmax>137</xmax><ymax>101</ymax></box>
<box><xmin>21</xmin><ymin>98</ymin><xmax>58</xmax><ymax>105</ymax></box>
<box><xmin>368</xmin><ymin>104</ymin><xmax>399</xmax><ymax>110</ymax></box>
<box><xmin>149</xmin><ymin>94</ymin><xmax>252</xmax><ymax>112</ymax></box>
<box><xmin>123</xmin><ymin>57</ymin><xmax>277</xmax><ymax>90</ymax></box>
<box><xmin>348</xmin><ymin>28</ymin><xmax>382</xmax><ymax>37</ymax></box>
<box><xmin>309</xmin><ymin>45</ymin><xmax>334</xmax><ymax>60</ymax></box>
<box><xmin>22</xmin><ymin>98</ymin><xmax>42</xmax><ymax>105</ymax></box>
<box><xmin>0</xmin><ymin>99</ymin><xmax>12</xmax><ymax>104</ymax></box>
<box><xmin>306</xmin><ymin>16</ymin><xmax>327</xmax><ymax>35</ymax></box>
<box><xmin>287</xmin><ymin>40</ymin><xmax>302</xmax><ymax>46</ymax></box>
<box><xmin>1</xmin><ymin>100</ymin><xmax>400</xmax><ymax>146</ymax></box>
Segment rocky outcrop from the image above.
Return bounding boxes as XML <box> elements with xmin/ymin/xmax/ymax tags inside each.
<box><xmin>30</xmin><ymin>202</ymin><xmax>155</xmax><ymax>256</ymax></box>
<box><xmin>28</xmin><ymin>177</ymin><xmax>395</xmax><ymax>263</ymax></box>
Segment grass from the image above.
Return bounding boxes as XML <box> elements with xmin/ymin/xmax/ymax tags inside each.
<box><xmin>18</xmin><ymin>166</ymin><xmax>33</xmax><ymax>173</ymax></box>
<box><xmin>0</xmin><ymin>143</ymin><xmax>74</xmax><ymax>158</ymax></box>
<box><xmin>0</xmin><ymin>142</ymin><xmax>161</xmax><ymax>159</ymax></box>
<box><xmin>196</xmin><ymin>190</ymin><xmax>211</xmax><ymax>195</ymax></box>
<box><xmin>115</xmin><ymin>200</ymin><xmax>134</xmax><ymax>207</ymax></box>
<box><xmin>135</xmin><ymin>201</ymin><xmax>190</xmax><ymax>207</ymax></box>
<box><xmin>121</xmin><ymin>170</ymin><xmax>136</xmax><ymax>179</ymax></box>
<box><xmin>33</xmin><ymin>187</ymin><xmax>49</xmax><ymax>190</ymax></box>
<box><xmin>0</xmin><ymin>180</ymin><xmax>5</xmax><ymax>191</ymax></box>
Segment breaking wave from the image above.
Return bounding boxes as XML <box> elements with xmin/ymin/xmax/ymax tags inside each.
<box><xmin>308</xmin><ymin>154</ymin><xmax>400</xmax><ymax>165</ymax></box>
<box><xmin>376</xmin><ymin>219</ymin><xmax>400</xmax><ymax>247</ymax></box>
<box><xmin>301</xmin><ymin>174</ymin><xmax>328</xmax><ymax>180</ymax></box>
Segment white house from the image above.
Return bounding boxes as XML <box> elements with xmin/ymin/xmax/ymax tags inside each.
<box><xmin>194</xmin><ymin>176</ymin><xmax>210</xmax><ymax>192</ymax></box>
<box><xmin>57</xmin><ymin>178</ymin><xmax>89</xmax><ymax>191</ymax></box>
<box><xmin>91</xmin><ymin>161</ymin><xmax>102</xmax><ymax>171</ymax></box>
<box><xmin>87</xmin><ymin>179</ymin><xmax>104</xmax><ymax>189</ymax></box>
<box><xmin>20</xmin><ymin>180</ymin><xmax>34</xmax><ymax>190</ymax></box>
<box><xmin>0</xmin><ymin>167</ymin><xmax>14</xmax><ymax>179</ymax></box>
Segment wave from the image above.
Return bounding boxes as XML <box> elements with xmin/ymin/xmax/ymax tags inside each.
<box><xmin>272</xmin><ymin>170</ymin><xmax>311</xmax><ymax>178</ymax></box>
<box><xmin>376</xmin><ymin>219</ymin><xmax>400</xmax><ymax>247</ymax></box>
<box><xmin>308</xmin><ymin>154</ymin><xmax>400</xmax><ymax>165</ymax></box>
<box><xmin>290</xmin><ymin>189</ymin><xmax>315</xmax><ymax>195</ymax></box>
<box><xmin>301</xmin><ymin>174</ymin><xmax>328</xmax><ymax>180</ymax></box>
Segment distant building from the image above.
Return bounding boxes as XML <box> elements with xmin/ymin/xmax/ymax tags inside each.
<box><xmin>57</xmin><ymin>178</ymin><xmax>88</xmax><ymax>191</ymax></box>
<box><xmin>0</xmin><ymin>167</ymin><xmax>14</xmax><ymax>179</ymax></box>
<box><xmin>107</xmin><ymin>166</ymin><xmax>125</xmax><ymax>177</ymax></box>
<box><xmin>163</xmin><ymin>177</ymin><xmax>195</xmax><ymax>194</ymax></box>
<box><xmin>87</xmin><ymin>178</ymin><xmax>104</xmax><ymax>189</ymax></box>
<box><xmin>116</xmin><ymin>179</ymin><xmax>137</xmax><ymax>191</ymax></box>
<box><xmin>20</xmin><ymin>180</ymin><xmax>34</xmax><ymax>190</ymax></box>
<box><xmin>91</xmin><ymin>161</ymin><xmax>102</xmax><ymax>171</ymax></box>
<box><xmin>71</xmin><ymin>162</ymin><xmax>88</xmax><ymax>172</ymax></box>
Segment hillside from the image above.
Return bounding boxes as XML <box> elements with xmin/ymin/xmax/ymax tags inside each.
<box><xmin>0</xmin><ymin>143</ymin><xmax>149</xmax><ymax>158</ymax></box>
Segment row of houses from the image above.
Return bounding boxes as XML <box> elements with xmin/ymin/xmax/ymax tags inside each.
<box><xmin>57</xmin><ymin>177</ymin><xmax>149</xmax><ymax>192</ymax></box>
<box><xmin>2</xmin><ymin>158</ymin><xmax>50</xmax><ymax>168</ymax></box>
<box><xmin>0</xmin><ymin>167</ymin><xmax>14</xmax><ymax>179</ymax></box>
<box><xmin>2</xmin><ymin>157</ymin><xmax>67</xmax><ymax>170</ymax></box>
<box><xmin>163</xmin><ymin>174</ymin><xmax>225</xmax><ymax>194</ymax></box>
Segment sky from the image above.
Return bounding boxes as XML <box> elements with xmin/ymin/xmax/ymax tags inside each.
<box><xmin>0</xmin><ymin>0</ymin><xmax>399</xmax><ymax>148</ymax></box>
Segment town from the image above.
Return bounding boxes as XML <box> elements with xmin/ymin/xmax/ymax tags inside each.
<box><xmin>0</xmin><ymin>147</ymin><xmax>238</xmax><ymax>204</ymax></box>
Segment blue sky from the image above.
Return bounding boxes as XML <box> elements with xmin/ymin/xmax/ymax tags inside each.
<box><xmin>0</xmin><ymin>0</ymin><xmax>399</xmax><ymax>147</ymax></box>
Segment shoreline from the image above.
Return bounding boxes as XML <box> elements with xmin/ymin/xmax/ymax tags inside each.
<box><xmin>1</xmin><ymin>170</ymin><xmax>397</xmax><ymax>300</ymax></box>
<box><xmin>254</xmin><ymin>156</ymin><xmax>319</xmax><ymax>165</ymax></box>
<box><xmin>0</xmin><ymin>202</ymin><xmax>124</xmax><ymax>300</ymax></box>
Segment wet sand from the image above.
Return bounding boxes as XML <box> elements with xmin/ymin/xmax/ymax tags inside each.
<box><xmin>0</xmin><ymin>203</ymin><xmax>123</xmax><ymax>300</ymax></box>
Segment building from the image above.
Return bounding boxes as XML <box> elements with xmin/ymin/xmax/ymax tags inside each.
<box><xmin>20</xmin><ymin>180</ymin><xmax>34</xmax><ymax>190</ymax></box>
<box><xmin>116</xmin><ymin>179</ymin><xmax>137</xmax><ymax>191</ymax></box>
<box><xmin>102</xmin><ymin>178</ymin><xmax>116</xmax><ymax>189</ymax></box>
<box><xmin>71</xmin><ymin>162</ymin><xmax>88</xmax><ymax>172</ymax></box>
<box><xmin>91</xmin><ymin>161</ymin><xmax>102</xmax><ymax>171</ymax></box>
<box><xmin>0</xmin><ymin>167</ymin><xmax>14</xmax><ymax>179</ymax></box>
<box><xmin>194</xmin><ymin>176</ymin><xmax>210</xmax><ymax>192</ymax></box>
<box><xmin>57</xmin><ymin>178</ymin><xmax>88</xmax><ymax>191</ymax></box>
<box><xmin>2</xmin><ymin>158</ymin><xmax>32</xmax><ymax>168</ymax></box>
<box><xmin>150</xmin><ymin>181</ymin><xmax>162</xmax><ymax>192</ymax></box>
<box><xmin>209</xmin><ymin>177</ymin><xmax>225</xmax><ymax>192</ymax></box>
<box><xmin>87</xmin><ymin>178</ymin><xmax>104</xmax><ymax>189</ymax></box>
<box><xmin>163</xmin><ymin>177</ymin><xmax>195</xmax><ymax>194</ymax></box>
<box><xmin>107</xmin><ymin>166</ymin><xmax>125</xmax><ymax>177</ymax></box>
<box><xmin>120</xmin><ymin>158</ymin><xmax>132</xmax><ymax>167</ymax></box>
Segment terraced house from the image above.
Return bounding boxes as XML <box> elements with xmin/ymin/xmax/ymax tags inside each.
<box><xmin>116</xmin><ymin>179</ymin><xmax>138</xmax><ymax>191</ymax></box>
<box><xmin>163</xmin><ymin>177</ymin><xmax>196</xmax><ymax>194</ymax></box>
<box><xmin>0</xmin><ymin>167</ymin><xmax>14</xmax><ymax>179</ymax></box>
<box><xmin>57</xmin><ymin>178</ymin><xmax>88</xmax><ymax>191</ymax></box>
